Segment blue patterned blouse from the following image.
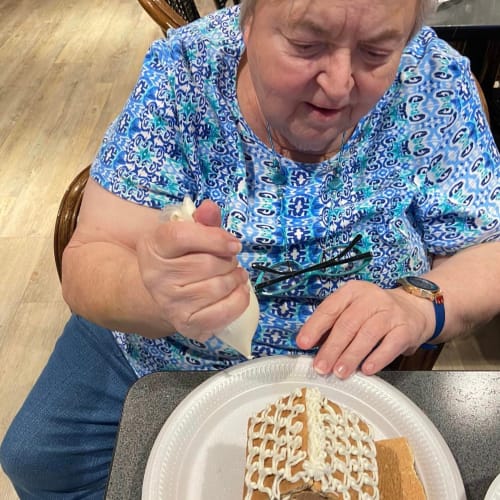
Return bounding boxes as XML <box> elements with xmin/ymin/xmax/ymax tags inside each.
<box><xmin>91</xmin><ymin>7</ymin><xmax>499</xmax><ymax>375</ymax></box>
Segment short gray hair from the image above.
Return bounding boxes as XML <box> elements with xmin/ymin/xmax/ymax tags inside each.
<box><xmin>239</xmin><ymin>0</ymin><xmax>437</xmax><ymax>40</ymax></box>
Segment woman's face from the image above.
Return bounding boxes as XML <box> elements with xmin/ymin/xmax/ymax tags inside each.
<box><xmin>242</xmin><ymin>0</ymin><xmax>418</xmax><ymax>156</ymax></box>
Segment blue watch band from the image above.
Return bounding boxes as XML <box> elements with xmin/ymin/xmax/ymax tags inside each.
<box><xmin>421</xmin><ymin>294</ymin><xmax>445</xmax><ymax>350</ymax></box>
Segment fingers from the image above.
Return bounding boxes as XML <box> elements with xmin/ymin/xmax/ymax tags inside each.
<box><xmin>297</xmin><ymin>281</ymin><xmax>428</xmax><ymax>379</ymax></box>
<box><xmin>296</xmin><ymin>282</ymin><xmax>358</xmax><ymax>377</ymax></box>
<box><xmin>158</xmin><ymin>267</ymin><xmax>250</xmax><ymax>341</ymax></box>
<box><xmin>164</xmin><ymin>265</ymin><xmax>249</xmax><ymax>314</ymax></box>
<box><xmin>296</xmin><ymin>281</ymin><xmax>359</xmax><ymax>351</ymax></box>
<box><xmin>136</xmin><ymin>198</ymin><xmax>250</xmax><ymax>342</ymax></box>
<box><xmin>193</xmin><ymin>199</ymin><xmax>222</xmax><ymax>227</ymax></box>
<box><xmin>147</xmin><ymin>251</ymin><xmax>242</xmax><ymax>287</ymax></box>
<box><xmin>178</xmin><ymin>281</ymin><xmax>251</xmax><ymax>341</ymax></box>
<box><xmin>152</xmin><ymin>219</ymin><xmax>241</xmax><ymax>260</ymax></box>
<box><xmin>137</xmin><ymin>223</ymin><xmax>249</xmax><ymax>341</ymax></box>
<box><xmin>315</xmin><ymin>314</ymin><xmax>408</xmax><ymax>378</ymax></box>
<box><xmin>360</xmin><ymin>334</ymin><xmax>411</xmax><ymax>376</ymax></box>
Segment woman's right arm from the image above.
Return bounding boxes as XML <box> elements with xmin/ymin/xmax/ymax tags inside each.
<box><xmin>61</xmin><ymin>178</ymin><xmax>249</xmax><ymax>340</ymax></box>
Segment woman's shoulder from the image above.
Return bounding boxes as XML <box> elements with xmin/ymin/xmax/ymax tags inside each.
<box><xmin>391</xmin><ymin>26</ymin><xmax>481</xmax><ymax>119</ymax></box>
<box><xmin>150</xmin><ymin>7</ymin><xmax>244</xmax><ymax>66</ymax></box>
<box><xmin>401</xmin><ymin>26</ymin><xmax>470</xmax><ymax>74</ymax></box>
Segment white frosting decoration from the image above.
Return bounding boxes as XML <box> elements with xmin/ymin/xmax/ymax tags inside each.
<box><xmin>161</xmin><ymin>196</ymin><xmax>258</xmax><ymax>358</ymax></box>
<box><xmin>304</xmin><ymin>387</ymin><xmax>379</xmax><ymax>499</ymax></box>
<box><xmin>244</xmin><ymin>387</ymin><xmax>379</xmax><ymax>499</ymax></box>
<box><xmin>244</xmin><ymin>388</ymin><xmax>307</xmax><ymax>499</ymax></box>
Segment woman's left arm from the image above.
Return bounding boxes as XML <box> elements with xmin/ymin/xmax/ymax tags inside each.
<box><xmin>296</xmin><ymin>241</ymin><xmax>500</xmax><ymax>378</ymax></box>
<box><xmin>425</xmin><ymin>241</ymin><xmax>500</xmax><ymax>340</ymax></box>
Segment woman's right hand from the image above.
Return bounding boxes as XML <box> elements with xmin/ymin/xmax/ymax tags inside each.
<box><xmin>136</xmin><ymin>200</ymin><xmax>250</xmax><ymax>342</ymax></box>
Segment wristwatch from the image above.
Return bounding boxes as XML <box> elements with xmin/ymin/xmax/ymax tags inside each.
<box><xmin>397</xmin><ymin>276</ymin><xmax>445</xmax><ymax>349</ymax></box>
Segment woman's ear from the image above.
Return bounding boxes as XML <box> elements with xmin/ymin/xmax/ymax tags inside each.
<box><xmin>242</xmin><ymin>13</ymin><xmax>254</xmax><ymax>46</ymax></box>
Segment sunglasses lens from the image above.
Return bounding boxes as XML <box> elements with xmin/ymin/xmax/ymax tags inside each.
<box><xmin>257</xmin><ymin>261</ymin><xmax>301</xmax><ymax>295</ymax></box>
<box><xmin>254</xmin><ymin>236</ymin><xmax>372</xmax><ymax>297</ymax></box>
<box><xmin>323</xmin><ymin>252</ymin><xmax>369</xmax><ymax>277</ymax></box>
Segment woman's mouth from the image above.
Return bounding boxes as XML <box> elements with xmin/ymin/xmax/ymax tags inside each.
<box><xmin>307</xmin><ymin>103</ymin><xmax>344</xmax><ymax>119</ymax></box>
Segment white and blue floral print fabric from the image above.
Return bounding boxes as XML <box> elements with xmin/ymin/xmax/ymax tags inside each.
<box><xmin>91</xmin><ymin>7</ymin><xmax>499</xmax><ymax>375</ymax></box>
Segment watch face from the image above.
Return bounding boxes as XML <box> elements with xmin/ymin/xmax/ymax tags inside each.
<box><xmin>405</xmin><ymin>276</ymin><xmax>439</xmax><ymax>292</ymax></box>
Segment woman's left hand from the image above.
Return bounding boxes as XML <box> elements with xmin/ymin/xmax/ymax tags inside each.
<box><xmin>296</xmin><ymin>280</ymin><xmax>436</xmax><ymax>378</ymax></box>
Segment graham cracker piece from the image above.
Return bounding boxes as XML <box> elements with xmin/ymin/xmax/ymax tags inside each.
<box><xmin>375</xmin><ymin>437</ymin><xmax>426</xmax><ymax>500</ymax></box>
<box><xmin>243</xmin><ymin>389</ymin><xmax>310</xmax><ymax>499</ymax></box>
<box><xmin>243</xmin><ymin>388</ymin><xmax>379</xmax><ymax>499</ymax></box>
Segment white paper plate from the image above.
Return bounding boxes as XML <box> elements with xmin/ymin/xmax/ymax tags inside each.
<box><xmin>485</xmin><ymin>474</ymin><xmax>500</xmax><ymax>500</ymax></box>
<box><xmin>142</xmin><ymin>355</ymin><xmax>465</xmax><ymax>499</ymax></box>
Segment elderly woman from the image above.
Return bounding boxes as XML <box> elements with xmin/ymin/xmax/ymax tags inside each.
<box><xmin>2</xmin><ymin>0</ymin><xmax>499</xmax><ymax>496</ymax></box>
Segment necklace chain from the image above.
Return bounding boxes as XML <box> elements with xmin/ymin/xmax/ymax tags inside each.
<box><xmin>264</xmin><ymin>120</ymin><xmax>347</xmax><ymax>266</ymax></box>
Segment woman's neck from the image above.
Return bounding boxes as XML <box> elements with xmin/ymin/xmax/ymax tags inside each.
<box><xmin>266</xmin><ymin>126</ymin><xmax>349</xmax><ymax>164</ymax></box>
<box><xmin>237</xmin><ymin>52</ymin><xmax>351</xmax><ymax>164</ymax></box>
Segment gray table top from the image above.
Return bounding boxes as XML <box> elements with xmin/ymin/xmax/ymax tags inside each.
<box><xmin>429</xmin><ymin>0</ymin><xmax>500</xmax><ymax>27</ymax></box>
<box><xmin>105</xmin><ymin>370</ymin><xmax>500</xmax><ymax>500</ymax></box>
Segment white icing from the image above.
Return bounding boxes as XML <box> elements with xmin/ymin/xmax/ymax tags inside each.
<box><xmin>304</xmin><ymin>387</ymin><xmax>379</xmax><ymax>500</ymax></box>
<box><xmin>160</xmin><ymin>196</ymin><xmax>258</xmax><ymax>358</ymax></box>
<box><xmin>244</xmin><ymin>388</ymin><xmax>306</xmax><ymax>499</ymax></box>
<box><xmin>160</xmin><ymin>195</ymin><xmax>197</xmax><ymax>222</ymax></box>
<box><xmin>244</xmin><ymin>387</ymin><xmax>379</xmax><ymax>500</ymax></box>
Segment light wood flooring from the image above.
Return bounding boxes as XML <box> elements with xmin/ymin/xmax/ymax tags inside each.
<box><xmin>0</xmin><ymin>0</ymin><xmax>498</xmax><ymax>497</ymax></box>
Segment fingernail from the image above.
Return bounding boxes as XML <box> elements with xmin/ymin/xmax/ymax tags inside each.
<box><xmin>314</xmin><ymin>359</ymin><xmax>328</xmax><ymax>375</ymax></box>
<box><xmin>228</xmin><ymin>241</ymin><xmax>242</xmax><ymax>253</ymax></box>
<box><xmin>363</xmin><ymin>362</ymin><xmax>375</xmax><ymax>375</ymax></box>
<box><xmin>295</xmin><ymin>334</ymin><xmax>309</xmax><ymax>349</ymax></box>
<box><xmin>334</xmin><ymin>363</ymin><xmax>347</xmax><ymax>378</ymax></box>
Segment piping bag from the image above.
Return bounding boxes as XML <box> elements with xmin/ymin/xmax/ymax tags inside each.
<box><xmin>161</xmin><ymin>196</ymin><xmax>259</xmax><ymax>359</ymax></box>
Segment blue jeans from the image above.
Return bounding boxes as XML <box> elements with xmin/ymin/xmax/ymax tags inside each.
<box><xmin>0</xmin><ymin>315</ymin><xmax>138</xmax><ymax>499</ymax></box>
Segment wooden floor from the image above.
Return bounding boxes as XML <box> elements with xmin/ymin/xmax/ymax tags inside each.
<box><xmin>0</xmin><ymin>0</ymin><xmax>498</xmax><ymax>497</ymax></box>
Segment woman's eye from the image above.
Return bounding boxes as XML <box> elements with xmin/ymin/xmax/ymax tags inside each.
<box><xmin>361</xmin><ymin>47</ymin><xmax>391</xmax><ymax>63</ymax></box>
<box><xmin>290</xmin><ymin>41</ymin><xmax>322</xmax><ymax>56</ymax></box>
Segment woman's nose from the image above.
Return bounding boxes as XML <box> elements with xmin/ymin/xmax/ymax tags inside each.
<box><xmin>316</xmin><ymin>49</ymin><xmax>354</xmax><ymax>101</ymax></box>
